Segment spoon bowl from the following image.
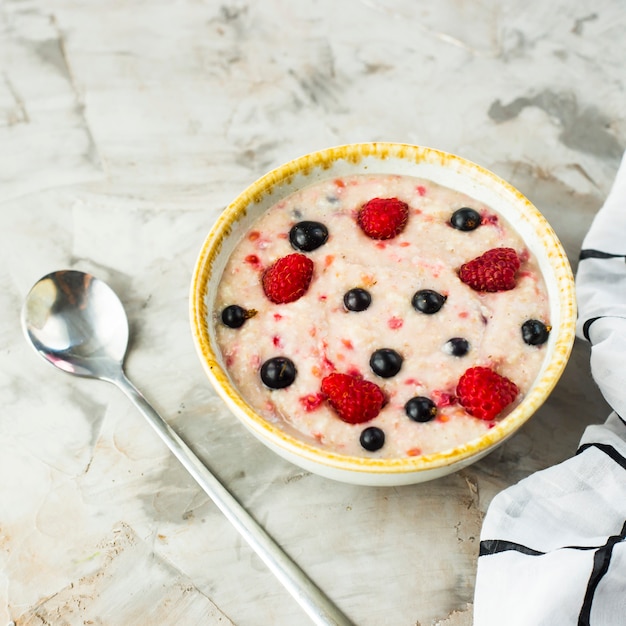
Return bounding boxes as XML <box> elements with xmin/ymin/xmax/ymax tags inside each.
<box><xmin>22</xmin><ymin>269</ymin><xmax>351</xmax><ymax>626</ymax></box>
<box><xmin>23</xmin><ymin>271</ymin><xmax>128</xmax><ymax>380</ymax></box>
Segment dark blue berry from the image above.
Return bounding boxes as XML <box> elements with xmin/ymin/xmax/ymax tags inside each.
<box><xmin>450</xmin><ymin>207</ymin><xmax>481</xmax><ymax>231</ymax></box>
<box><xmin>344</xmin><ymin>288</ymin><xmax>372</xmax><ymax>312</ymax></box>
<box><xmin>221</xmin><ymin>305</ymin><xmax>255</xmax><ymax>328</ymax></box>
<box><xmin>405</xmin><ymin>396</ymin><xmax>437</xmax><ymax>423</ymax></box>
<box><xmin>521</xmin><ymin>319</ymin><xmax>551</xmax><ymax>346</ymax></box>
<box><xmin>443</xmin><ymin>337</ymin><xmax>470</xmax><ymax>357</ymax></box>
<box><xmin>360</xmin><ymin>426</ymin><xmax>385</xmax><ymax>451</ymax></box>
<box><xmin>289</xmin><ymin>221</ymin><xmax>329</xmax><ymax>252</ymax></box>
<box><xmin>412</xmin><ymin>289</ymin><xmax>447</xmax><ymax>314</ymax></box>
<box><xmin>370</xmin><ymin>348</ymin><xmax>403</xmax><ymax>378</ymax></box>
<box><xmin>260</xmin><ymin>357</ymin><xmax>297</xmax><ymax>389</ymax></box>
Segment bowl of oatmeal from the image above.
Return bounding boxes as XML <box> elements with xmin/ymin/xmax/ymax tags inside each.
<box><xmin>190</xmin><ymin>143</ymin><xmax>576</xmax><ymax>486</ymax></box>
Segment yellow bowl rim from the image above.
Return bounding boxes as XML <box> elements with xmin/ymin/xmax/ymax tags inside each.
<box><xmin>190</xmin><ymin>142</ymin><xmax>577</xmax><ymax>476</ymax></box>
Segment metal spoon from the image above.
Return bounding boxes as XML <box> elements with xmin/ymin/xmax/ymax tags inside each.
<box><xmin>21</xmin><ymin>269</ymin><xmax>353</xmax><ymax>626</ymax></box>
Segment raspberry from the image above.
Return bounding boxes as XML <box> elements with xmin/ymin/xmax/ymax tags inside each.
<box><xmin>262</xmin><ymin>253</ymin><xmax>314</xmax><ymax>304</ymax></box>
<box><xmin>456</xmin><ymin>366</ymin><xmax>519</xmax><ymax>421</ymax></box>
<box><xmin>321</xmin><ymin>372</ymin><xmax>385</xmax><ymax>424</ymax></box>
<box><xmin>357</xmin><ymin>197</ymin><xmax>409</xmax><ymax>240</ymax></box>
<box><xmin>458</xmin><ymin>247</ymin><xmax>520</xmax><ymax>292</ymax></box>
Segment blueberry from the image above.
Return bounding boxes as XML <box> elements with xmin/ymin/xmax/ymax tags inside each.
<box><xmin>370</xmin><ymin>348</ymin><xmax>403</xmax><ymax>378</ymax></box>
<box><xmin>344</xmin><ymin>288</ymin><xmax>372</xmax><ymax>312</ymax></box>
<box><xmin>260</xmin><ymin>357</ymin><xmax>297</xmax><ymax>389</ymax></box>
<box><xmin>360</xmin><ymin>426</ymin><xmax>385</xmax><ymax>452</ymax></box>
<box><xmin>289</xmin><ymin>221</ymin><xmax>329</xmax><ymax>252</ymax></box>
<box><xmin>450</xmin><ymin>207</ymin><xmax>481</xmax><ymax>231</ymax></box>
<box><xmin>521</xmin><ymin>319</ymin><xmax>551</xmax><ymax>346</ymax></box>
<box><xmin>443</xmin><ymin>337</ymin><xmax>470</xmax><ymax>357</ymax></box>
<box><xmin>405</xmin><ymin>396</ymin><xmax>437</xmax><ymax>423</ymax></box>
<box><xmin>412</xmin><ymin>289</ymin><xmax>447</xmax><ymax>314</ymax></box>
<box><xmin>221</xmin><ymin>304</ymin><xmax>255</xmax><ymax>328</ymax></box>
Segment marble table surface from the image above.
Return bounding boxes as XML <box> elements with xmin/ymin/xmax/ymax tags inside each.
<box><xmin>1</xmin><ymin>1</ymin><xmax>624</xmax><ymax>624</ymax></box>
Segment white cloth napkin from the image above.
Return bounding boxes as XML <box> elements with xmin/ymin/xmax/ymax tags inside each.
<box><xmin>473</xmin><ymin>151</ymin><xmax>626</xmax><ymax>626</ymax></box>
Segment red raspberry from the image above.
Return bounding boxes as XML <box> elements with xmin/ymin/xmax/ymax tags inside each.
<box><xmin>357</xmin><ymin>197</ymin><xmax>409</xmax><ymax>240</ymax></box>
<box><xmin>262</xmin><ymin>253</ymin><xmax>314</xmax><ymax>304</ymax></box>
<box><xmin>458</xmin><ymin>247</ymin><xmax>520</xmax><ymax>292</ymax></box>
<box><xmin>456</xmin><ymin>366</ymin><xmax>519</xmax><ymax>421</ymax></box>
<box><xmin>321</xmin><ymin>372</ymin><xmax>385</xmax><ymax>424</ymax></box>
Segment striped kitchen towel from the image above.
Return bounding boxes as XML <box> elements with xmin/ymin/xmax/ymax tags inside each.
<box><xmin>474</xmin><ymin>151</ymin><xmax>626</xmax><ymax>626</ymax></box>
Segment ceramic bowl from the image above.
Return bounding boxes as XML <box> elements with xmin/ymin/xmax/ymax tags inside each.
<box><xmin>189</xmin><ymin>143</ymin><xmax>576</xmax><ymax>486</ymax></box>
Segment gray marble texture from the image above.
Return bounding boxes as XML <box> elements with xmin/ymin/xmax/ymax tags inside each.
<box><xmin>0</xmin><ymin>1</ymin><xmax>624</xmax><ymax>624</ymax></box>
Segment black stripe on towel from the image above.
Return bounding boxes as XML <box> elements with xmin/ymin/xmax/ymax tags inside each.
<box><xmin>582</xmin><ymin>317</ymin><xmax>602</xmax><ymax>342</ymax></box>
<box><xmin>479</xmin><ymin>539</ymin><xmax>545</xmax><ymax>557</ymax></box>
<box><xmin>582</xmin><ymin>316</ymin><xmax>626</xmax><ymax>343</ymax></box>
<box><xmin>578</xmin><ymin>520</ymin><xmax>626</xmax><ymax>626</ymax></box>
<box><xmin>579</xmin><ymin>249</ymin><xmax>626</xmax><ymax>260</ymax></box>
<box><xmin>576</xmin><ymin>442</ymin><xmax>626</xmax><ymax>472</ymax></box>
<box><xmin>480</xmin><ymin>539</ymin><xmax>600</xmax><ymax>558</ymax></box>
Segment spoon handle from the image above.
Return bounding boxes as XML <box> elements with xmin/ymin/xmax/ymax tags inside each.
<box><xmin>114</xmin><ymin>373</ymin><xmax>353</xmax><ymax>626</ymax></box>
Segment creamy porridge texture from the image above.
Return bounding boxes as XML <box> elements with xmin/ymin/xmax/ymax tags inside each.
<box><xmin>214</xmin><ymin>174</ymin><xmax>551</xmax><ymax>458</ymax></box>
